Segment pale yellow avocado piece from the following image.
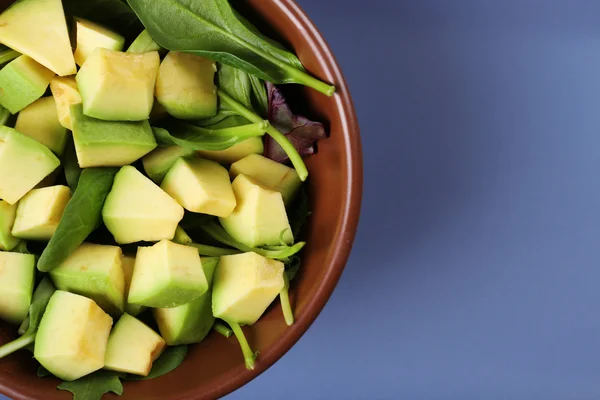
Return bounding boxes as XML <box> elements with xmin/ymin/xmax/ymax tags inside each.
<box><xmin>0</xmin><ymin>0</ymin><xmax>76</xmax><ymax>76</ymax></box>
<box><xmin>161</xmin><ymin>156</ymin><xmax>237</xmax><ymax>218</ymax></box>
<box><xmin>77</xmin><ymin>48</ymin><xmax>160</xmax><ymax>121</ymax></box>
<box><xmin>0</xmin><ymin>126</ymin><xmax>60</xmax><ymax>205</ymax></box>
<box><xmin>142</xmin><ymin>145</ymin><xmax>195</xmax><ymax>184</ymax></box>
<box><xmin>155</xmin><ymin>51</ymin><xmax>217</xmax><ymax>120</ymax></box>
<box><xmin>197</xmin><ymin>137</ymin><xmax>264</xmax><ymax>165</ymax></box>
<box><xmin>104</xmin><ymin>313</ymin><xmax>166</xmax><ymax>376</ymax></box>
<box><xmin>230</xmin><ymin>154</ymin><xmax>301</xmax><ymax>205</ymax></box>
<box><xmin>212</xmin><ymin>252</ymin><xmax>284</xmax><ymax>325</ymax></box>
<box><xmin>220</xmin><ymin>175</ymin><xmax>293</xmax><ymax>248</ymax></box>
<box><xmin>102</xmin><ymin>166</ymin><xmax>184</xmax><ymax>244</ymax></box>
<box><xmin>34</xmin><ymin>291</ymin><xmax>113</xmax><ymax>381</ymax></box>
<box><xmin>12</xmin><ymin>185</ymin><xmax>71</xmax><ymax>240</ymax></box>
<box><xmin>73</xmin><ymin>18</ymin><xmax>125</xmax><ymax>67</ymax></box>
<box><xmin>128</xmin><ymin>240</ymin><xmax>208</xmax><ymax>308</ymax></box>
<box><xmin>15</xmin><ymin>97</ymin><xmax>68</xmax><ymax>155</ymax></box>
<box><xmin>122</xmin><ymin>255</ymin><xmax>145</xmax><ymax>316</ymax></box>
<box><xmin>49</xmin><ymin>243</ymin><xmax>125</xmax><ymax>316</ymax></box>
<box><xmin>0</xmin><ymin>252</ymin><xmax>35</xmax><ymax>324</ymax></box>
<box><xmin>0</xmin><ymin>55</ymin><xmax>55</xmax><ymax>113</ymax></box>
<box><xmin>49</xmin><ymin>76</ymin><xmax>82</xmax><ymax>130</ymax></box>
<box><xmin>0</xmin><ymin>201</ymin><xmax>20</xmax><ymax>251</ymax></box>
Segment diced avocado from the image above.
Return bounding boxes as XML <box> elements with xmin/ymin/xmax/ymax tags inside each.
<box><xmin>0</xmin><ymin>201</ymin><xmax>20</xmax><ymax>251</ymax></box>
<box><xmin>161</xmin><ymin>156</ymin><xmax>236</xmax><ymax>218</ymax></box>
<box><xmin>73</xmin><ymin>18</ymin><xmax>125</xmax><ymax>67</ymax></box>
<box><xmin>127</xmin><ymin>29</ymin><xmax>163</xmax><ymax>54</ymax></box>
<box><xmin>212</xmin><ymin>252</ymin><xmax>284</xmax><ymax>325</ymax></box>
<box><xmin>70</xmin><ymin>104</ymin><xmax>157</xmax><ymax>168</ymax></box>
<box><xmin>49</xmin><ymin>76</ymin><xmax>82</xmax><ymax>130</ymax></box>
<box><xmin>0</xmin><ymin>126</ymin><xmax>60</xmax><ymax>204</ymax></box>
<box><xmin>230</xmin><ymin>154</ymin><xmax>301</xmax><ymax>205</ymax></box>
<box><xmin>154</xmin><ymin>257</ymin><xmax>218</xmax><ymax>345</ymax></box>
<box><xmin>49</xmin><ymin>243</ymin><xmax>125</xmax><ymax>316</ymax></box>
<box><xmin>122</xmin><ymin>255</ymin><xmax>145</xmax><ymax>316</ymax></box>
<box><xmin>15</xmin><ymin>97</ymin><xmax>68</xmax><ymax>155</ymax></box>
<box><xmin>0</xmin><ymin>252</ymin><xmax>35</xmax><ymax>324</ymax></box>
<box><xmin>76</xmin><ymin>48</ymin><xmax>160</xmax><ymax>121</ymax></box>
<box><xmin>197</xmin><ymin>137</ymin><xmax>264</xmax><ymax>165</ymax></box>
<box><xmin>142</xmin><ymin>145</ymin><xmax>195</xmax><ymax>184</ymax></box>
<box><xmin>11</xmin><ymin>185</ymin><xmax>71</xmax><ymax>240</ymax></box>
<box><xmin>128</xmin><ymin>240</ymin><xmax>208</xmax><ymax>308</ymax></box>
<box><xmin>0</xmin><ymin>0</ymin><xmax>76</xmax><ymax>76</ymax></box>
<box><xmin>155</xmin><ymin>51</ymin><xmax>217</xmax><ymax>120</ymax></box>
<box><xmin>34</xmin><ymin>291</ymin><xmax>113</xmax><ymax>381</ymax></box>
<box><xmin>0</xmin><ymin>55</ymin><xmax>55</xmax><ymax>113</ymax></box>
<box><xmin>102</xmin><ymin>166</ymin><xmax>184</xmax><ymax>244</ymax></box>
<box><xmin>220</xmin><ymin>175</ymin><xmax>293</xmax><ymax>248</ymax></box>
<box><xmin>104</xmin><ymin>313</ymin><xmax>166</xmax><ymax>376</ymax></box>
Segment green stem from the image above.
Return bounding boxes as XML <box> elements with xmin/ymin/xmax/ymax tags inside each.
<box><xmin>205</xmin><ymin>121</ymin><xmax>268</xmax><ymax>137</ymax></box>
<box><xmin>190</xmin><ymin>243</ymin><xmax>240</xmax><ymax>257</ymax></box>
<box><xmin>280</xmin><ymin>274</ymin><xmax>294</xmax><ymax>326</ymax></box>
<box><xmin>284</xmin><ymin>67</ymin><xmax>336</xmax><ymax>97</ymax></box>
<box><xmin>226</xmin><ymin>320</ymin><xmax>256</xmax><ymax>370</ymax></box>
<box><xmin>0</xmin><ymin>49</ymin><xmax>19</xmax><ymax>65</ymax></box>
<box><xmin>218</xmin><ymin>90</ymin><xmax>309</xmax><ymax>181</ymax></box>
<box><xmin>0</xmin><ymin>333</ymin><xmax>35</xmax><ymax>359</ymax></box>
<box><xmin>214</xmin><ymin>322</ymin><xmax>233</xmax><ymax>338</ymax></box>
<box><xmin>173</xmin><ymin>226</ymin><xmax>193</xmax><ymax>246</ymax></box>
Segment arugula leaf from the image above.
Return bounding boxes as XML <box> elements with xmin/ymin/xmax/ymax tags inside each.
<box><xmin>152</xmin><ymin>121</ymin><xmax>266</xmax><ymax>151</ymax></box>
<box><xmin>125</xmin><ymin>345</ymin><xmax>188</xmax><ymax>381</ymax></box>
<box><xmin>57</xmin><ymin>371</ymin><xmax>124</xmax><ymax>400</ymax></box>
<box><xmin>38</xmin><ymin>168</ymin><xmax>119</xmax><ymax>272</ymax></box>
<box><xmin>264</xmin><ymin>82</ymin><xmax>327</xmax><ymax>164</ymax></box>
<box><xmin>62</xmin><ymin>137</ymin><xmax>82</xmax><ymax>192</ymax></box>
<box><xmin>126</xmin><ymin>0</ymin><xmax>335</xmax><ymax>95</ymax></box>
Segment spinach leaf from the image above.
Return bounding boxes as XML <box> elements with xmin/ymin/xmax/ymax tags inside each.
<box><xmin>218</xmin><ymin>64</ymin><xmax>253</xmax><ymax>110</ymax></box>
<box><xmin>38</xmin><ymin>168</ymin><xmax>118</xmax><ymax>272</ymax></box>
<box><xmin>194</xmin><ymin>109</ymin><xmax>241</xmax><ymax>127</ymax></box>
<box><xmin>250</xmin><ymin>75</ymin><xmax>268</xmax><ymax>118</ymax></box>
<box><xmin>152</xmin><ymin>120</ymin><xmax>266</xmax><ymax>151</ymax></box>
<box><xmin>285</xmin><ymin>256</ymin><xmax>302</xmax><ymax>282</ymax></box>
<box><xmin>264</xmin><ymin>82</ymin><xmax>327</xmax><ymax>163</ymax></box>
<box><xmin>127</xmin><ymin>29</ymin><xmax>164</xmax><ymax>53</ymax></box>
<box><xmin>125</xmin><ymin>345</ymin><xmax>188</xmax><ymax>381</ymax></box>
<box><xmin>219</xmin><ymin>90</ymin><xmax>308</xmax><ymax>181</ymax></box>
<box><xmin>126</xmin><ymin>0</ymin><xmax>335</xmax><ymax>95</ymax></box>
<box><xmin>57</xmin><ymin>371</ymin><xmax>124</xmax><ymax>400</ymax></box>
<box><xmin>63</xmin><ymin>0</ymin><xmax>141</xmax><ymax>39</ymax></box>
<box><xmin>63</xmin><ymin>137</ymin><xmax>82</xmax><ymax>192</ymax></box>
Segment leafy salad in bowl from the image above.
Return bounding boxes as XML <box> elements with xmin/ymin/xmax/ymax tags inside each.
<box><xmin>0</xmin><ymin>0</ymin><xmax>336</xmax><ymax>398</ymax></box>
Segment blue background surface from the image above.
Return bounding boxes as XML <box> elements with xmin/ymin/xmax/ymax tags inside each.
<box><xmin>5</xmin><ymin>0</ymin><xmax>600</xmax><ymax>399</ymax></box>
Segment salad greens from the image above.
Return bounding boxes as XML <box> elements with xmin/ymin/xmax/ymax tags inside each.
<box><xmin>57</xmin><ymin>371</ymin><xmax>124</xmax><ymax>400</ymax></box>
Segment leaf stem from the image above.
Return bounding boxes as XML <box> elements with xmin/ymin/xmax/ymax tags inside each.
<box><xmin>226</xmin><ymin>320</ymin><xmax>256</xmax><ymax>370</ymax></box>
<box><xmin>214</xmin><ymin>322</ymin><xmax>233</xmax><ymax>338</ymax></box>
<box><xmin>0</xmin><ymin>333</ymin><xmax>35</xmax><ymax>359</ymax></box>
<box><xmin>218</xmin><ymin>90</ymin><xmax>309</xmax><ymax>181</ymax></box>
<box><xmin>189</xmin><ymin>243</ymin><xmax>240</xmax><ymax>257</ymax></box>
<box><xmin>173</xmin><ymin>226</ymin><xmax>193</xmax><ymax>246</ymax></box>
<box><xmin>280</xmin><ymin>274</ymin><xmax>294</xmax><ymax>326</ymax></box>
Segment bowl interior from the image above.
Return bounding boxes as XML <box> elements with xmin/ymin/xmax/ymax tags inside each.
<box><xmin>0</xmin><ymin>0</ymin><xmax>362</xmax><ymax>399</ymax></box>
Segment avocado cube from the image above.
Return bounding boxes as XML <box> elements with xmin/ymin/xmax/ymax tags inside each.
<box><xmin>49</xmin><ymin>243</ymin><xmax>125</xmax><ymax>316</ymax></box>
<box><xmin>127</xmin><ymin>29</ymin><xmax>163</xmax><ymax>54</ymax></box>
<box><xmin>155</xmin><ymin>51</ymin><xmax>217</xmax><ymax>120</ymax></box>
<box><xmin>49</xmin><ymin>76</ymin><xmax>82</xmax><ymax>130</ymax></box>
<box><xmin>230</xmin><ymin>154</ymin><xmax>301</xmax><ymax>205</ymax></box>
<box><xmin>0</xmin><ymin>55</ymin><xmax>55</xmax><ymax>113</ymax></box>
<box><xmin>70</xmin><ymin>104</ymin><xmax>157</xmax><ymax>168</ymax></box>
<box><xmin>212</xmin><ymin>252</ymin><xmax>284</xmax><ymax>325</ymax></box>
<box><xmin>104</xmin><ymin>313</ymin><xmax>166</xmax><ymax>376</ymax></box>
<box><xmin>15</xmin><ymin>97</ymin><xmax>68</xmax><ymax>155</ymax></box>
<box><xmin>0</xmin><ymin>252</ymin><xmax>35</xmax><ymax>324</ymax></box>
<box><xmin>122</xmin><ymin>255</ymin><xmax>145</xmax><ymax>317</ymax></box>
<box><xmin>142</xmin><ymin>145</ymin><xmax>195</xmax><ymax>184</ymax></box>
<box><xmin>128</xmin><ymin>240</ymin><xmax>208</xmax><ymax>308</ymax></box>
<box><xmin>0</xmin><ymin>126</ymin><xmax>60</xmax><ymax>205</ymax></box>
<box><xmin>161</xmin><ymin>157</ymin><xmax>237</xmax><ymax>218</ymax></box>
<box><xmin>154</xmin><ymin>258</ymin><xmax>218</xmax><ymax>345</ymax></box>
<box><xmin>0</xmin><ymin>0</ymin><xmax>76</xmax><ymax>76</ymax></box>
<box><xmin>197</xmin><ymin>137</ymin><xmax>264</xmax><ymax>165</ymax></box>
<box><xmin>12</xmin><ymin>185</ymin><xmax>71</xmax><ymax>241</ymax></box>
<box><xmin>34</xmin><ymin>291</ymin><xmax>113</xmax><ymax>381</ymax></box>
<box><xmin>73</xmin><ymin>18</ymin><xmax>125</xmax><ymax>67</ymax></box>
<box><xmin>102</xmin><ymin>166</ymin><xmax>184</xmax><ymax>244</ymax></box>
<box><xmin>220</xmin><ymin>175</ymin><xmax>293</xmax><ymax>248</ymax></box>
<box><xmin>0</xmin><ymin>201</ymin><xmax>21</xmax><ymax>251</ymax></box>
<box><xmin>77</xmin><ymin>48</ymin><xmax>160</xmax><ymax>121</ymax></box>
